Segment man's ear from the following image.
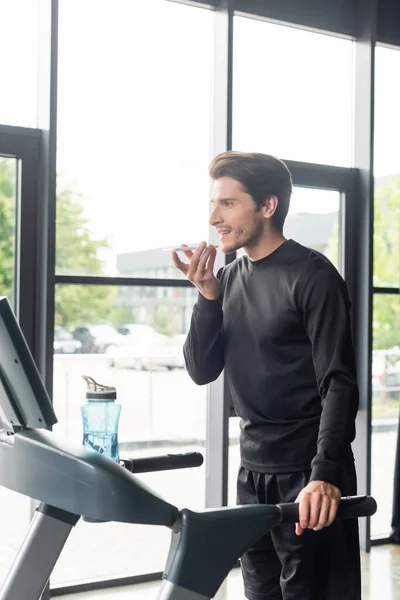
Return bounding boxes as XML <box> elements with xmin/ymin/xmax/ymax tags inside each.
<box><xmin>263</xmin><ymin>195</ymin><xmax>279</xmax><ymax>219</ymax></box>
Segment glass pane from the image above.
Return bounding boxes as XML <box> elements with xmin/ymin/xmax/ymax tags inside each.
<box><xmin>233</xmin><ymin>16</ymin><xmax>353</xmax><ymax>167</ymax></box>
<box><xmin>285</xmin><ymin>188</ymin><xmax>341</xmax><ymax>271</ymax></box>
<box><xmin>51</xmin><ymin>284</ymin><xmax>206</xmax><ymax>584</ymax></box>
<box><xmin>373</xmin><ymin>176</ymin><xmax>400</xmax><ymax>288</ymax></box>
<box><xmin>374</xmin><ymin>47</ymin><xmax>400</xmax><ymax>179</ymax></box>
<box><xmin>374</xmin><ymin>47</ymin><xmax>400</xmax><ymax>288</ymax></box>
<box><xmin>0</xmin><ymin>0</ymin><xmax>39</xmax><ymax>127</ymax></box>
<box><xmin>56</xmin><ymin>0</ymin><xmax>213</xmax><ymax>278</ymax></box>
<box><xmin>228</xmin><ymin>416</ymin><xmax>240</xmax><ymax>507</ymax></box>
<box><xmin>0</xmin><ymin>156</ymin><xmax>31</xmax><ymax>584</ymax></box>
<box><xmin>237</xmin><ymin>187</ymin><xmax>342</xmax><ymax>268</ymax></box>
<box><xmin>371</xmin><ymin>295</ymin><xmax>400</xmax><ymax>538</ymax></box>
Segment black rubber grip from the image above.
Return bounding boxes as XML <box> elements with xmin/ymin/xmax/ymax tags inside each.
<box><xmin>278</xmin><ymin>495</ymin><xmax>377</xmax><ymax>524</ymax></box>
<box><xmin>120</xmin><ymin>451</ymin><xmax>204</xmax><ymax>473</ymax></box>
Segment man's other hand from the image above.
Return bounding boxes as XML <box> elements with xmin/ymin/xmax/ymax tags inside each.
<box><xmin>294</xmin><ymin>480</ymin><xmax>341</xmax><ymax>536</ymax></box>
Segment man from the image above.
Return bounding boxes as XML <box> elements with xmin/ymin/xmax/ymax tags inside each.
<box><xmin>172</xmin><ymin>151</ymin><xmax>360</xmax><ymax>600</ymax></box>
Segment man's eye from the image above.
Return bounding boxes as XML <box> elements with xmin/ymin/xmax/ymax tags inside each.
<box><xmin>224</xmin><ymin>202</ymin><xmax>233</xmax><ymax>207</ymax></box>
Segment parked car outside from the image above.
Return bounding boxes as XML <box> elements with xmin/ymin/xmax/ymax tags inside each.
<box><xmin>372</xmin><ymin>348</ymin><xmax>400</xmax><ymax>401</ymax></box>
<box><xmin>106</xmin><ymin>324</ymin><xmax>185</xmax><ymax>370</ymax></box>
<box><xmin>53</xmin><ymin>326</ymin><xmax>82</xmax><ymax>354</ymax></box>
<box><xmin>72</xmin><ymin>324</ymin><xmax>125</xmax><ymax>354</ymax></box>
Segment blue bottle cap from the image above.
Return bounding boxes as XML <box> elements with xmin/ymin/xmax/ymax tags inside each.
<box><xmin>82</xmin><ymin>375</ymin><xmax>117</xmax><ymax>400</ymax></box>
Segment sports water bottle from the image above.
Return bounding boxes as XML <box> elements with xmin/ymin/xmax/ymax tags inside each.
<box><xmin>81</xmin><ymin>375</ymin><xmax>121</xmax><ymax>462</ymax></box>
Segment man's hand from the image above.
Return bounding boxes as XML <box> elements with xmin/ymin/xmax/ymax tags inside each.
<box><xmin>172</xmin><ymin>242</ymin><xmax>221</xmax><ymax>301</ymax></box>
<box><xmin>295</xmin><ymin>480</ymin><xmax>341</xmax><ymax>536</ymax></box>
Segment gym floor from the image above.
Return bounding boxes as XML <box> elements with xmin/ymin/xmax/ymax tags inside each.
<box><xmin>61</xmin><ymin>544</ymin><xmax>400</xmax><ymax>599</ymax></box>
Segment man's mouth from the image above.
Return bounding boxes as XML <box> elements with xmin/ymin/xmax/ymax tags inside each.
<box><xmin>217</xmin><ymin>229</ymin><xmax>231</xmax><ymax>240</ymax></box>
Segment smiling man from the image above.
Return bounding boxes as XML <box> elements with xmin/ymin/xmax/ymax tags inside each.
<box><xmin>172</xmin><ymin>151</ymin><xmax>360</xmax><ymax>600</ymax></box>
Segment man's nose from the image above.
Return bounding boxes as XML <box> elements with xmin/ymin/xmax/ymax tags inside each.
<box><xmin>209</xmin><ymin>205</ymin><xmax>221</xmax><ymax>226</ymax></box>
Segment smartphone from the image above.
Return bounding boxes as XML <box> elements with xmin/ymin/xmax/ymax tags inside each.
<box><xmin>162</xmin><ymin>244</ymin><xmax>218</xmax><ymax>252</ymax></box>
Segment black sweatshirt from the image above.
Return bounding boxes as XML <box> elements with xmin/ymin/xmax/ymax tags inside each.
<box><xmin>184</xmin><ymin>239</ymin><xmax>359</xmax><ymax>489</ymax></box>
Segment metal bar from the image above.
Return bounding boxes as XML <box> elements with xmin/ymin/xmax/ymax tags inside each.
<box><xmin>338</xmin><ymin>190</ymin><xmax>346</xmax><ymax>278</ymax></box>
<box><xmin>50</xmin><ymin>572</ymin><xmax>163</xmax><ymax>596</ymax></box>
<box><xmin>16</xmin><ymin>141</ymin><xmax>41</xmax><ymax>354</ymax></box>
<box><xmin>284</xmin><ymin>160</ymin><xmax>357</xmax><ymax>191</ymax></box>
<box><xmin>211</xmin><ymin>0</ymin><xmax>233</xmax><ymax>155</ymax></box>
<box><xmin>370</xmin><ymin>536</ymin><xmax>392</xmax><ymax>546</ymax></box>
<box><xmin>343</xmin><ymin>176</ymin><xmax>357</xmax><ymax>292</ymax></box>
<box><xmin>372</xmin><ymin>287</ymin><xmax>400</xmax><ymax>294</ymax></box>
<box><xmin>352</xmin><ymin>0</ymin><xmax>378</xmax><ymax>553</ymax></box>
<box><xmin>55</xmin><ymin>275</ymin><xmax>194</xmax><ymax>288</ymax></box>
<box><xmin>233</xmin><ymin>0</ymin><xmax>356</xmax><ymax>38</ymax></box>
<box><xmin>35</xmin><ymin>0</ymin><xmax>59</xmax><ymax>399</ymax></box>
<box><xmin>0</xmin><ymin>125</ymin><xmax>42</xmax><ymax>139</ymax></box>
<box><xmin>0</xmin><ymin>511</ymin><xmax>74</xmax><ymax>600</ymax></box>
<box><xmin>0</xmin><ymin>133</ymin><xmax>41</xmax><ymax>354</ymax></box>
<box><xmin>206</xmin><ymin>373</ymin><xmax>230</xmax><ymax>508</ymax></box>
<box><xmin>205</xmin><ymin>0</ymin><xmax>234</xmax><ymax>510</ymax></box>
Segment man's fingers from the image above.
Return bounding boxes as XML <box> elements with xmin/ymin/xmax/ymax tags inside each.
<box><xmin>294</xmin><ymin>482</ymin><xmax>341</xmax><ymax>534</ymax></box>
<box><xmin>308</xmin><ymin>493</ymin><xmax>323</xmax><ymax>529</ymax></box>
<box><xmin>204</xmin><ymin>245</ymin><xmax>217</xmax><ymax>274</ymax></box>
<box><xmin>313</xmin><ymin>495</ymin><xmax>330</xmax><ymax>531</ymax></box>
<box><xmin>191</xmin><ymin>241</ymin><xmax>207</xmax><ymax>262</ymax></box>
<box><xmin>186</xmin><ymin>242</ymin><xmax>208</xmax><ymax>277</ymax></box>
<box><xmin>179</xmin><ymin>244</ymin><xmax>194</xmax><ymax>260</ymax></box>
<box><xmin>197</xmin><ymin>245</ymin><xmax>215</xmax><ymax>272</ymax></box>
<box><xmin>171</xmin><ymin>251</ymin><xmax>189</xmax><ymax>275</ymax></box>
<box><xmin>327</xmin><ymin>497</ymin><xmax>339</xmax><ymax>527</ymax></box>
<box><xmin>197</xmin><ymin>245</ymin><xmax>217</xmax><ymax>276</ymax></box>
<box><xmin>172</xmin><ymin>242</ymin><xmax>208</xmax><ymax>279</ymax></box>
<box><xmin>188</xmin><ymin>243</ymin><xmax>215</xmax><ymax>281</ymax></box>
<box><xmin>295</xmin><ymin>522</ymin><xmax>304</xmax><ymax>536</ymax></box>
<box><xmin>299</xmin><ymin>493</ymin><xmax>311</xmax><ymax>530</ymax></box>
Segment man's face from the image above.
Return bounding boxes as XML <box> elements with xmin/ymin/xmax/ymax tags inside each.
<box><xmin>209</xmin><ymin>177</ymin><xmax>266</xmax><ymax>254</ymax></box>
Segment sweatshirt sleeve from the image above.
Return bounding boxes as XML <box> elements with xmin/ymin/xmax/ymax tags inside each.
<box><xmin>183</xmin><ymin>276</ymin><xmax>225</xmax><ymax>386</ymax></box>
<box><xmin>300</xmin><ymin>265</ymin><xmax>359</xmax><ymax>489</ymax></box>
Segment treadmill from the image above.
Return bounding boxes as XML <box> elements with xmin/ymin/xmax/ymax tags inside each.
<box><xmin>0</xmin><ymin>297</ymin><xmax>377</xmax><ymax>600</ymax></box>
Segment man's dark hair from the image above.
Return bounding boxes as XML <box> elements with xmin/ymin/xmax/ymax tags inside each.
<box><xmin>209</xmin><ymin>151</ymin><xmax>293</xmax><ymax>232</ymax></box>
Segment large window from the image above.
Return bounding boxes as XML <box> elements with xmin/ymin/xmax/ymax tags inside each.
<box><xmin>57</xmin><ymin>0</ymin><xmax>213</xmax><ymax>278</ymax></box>
<box><xmin>54</xmin><ymin>0</ymin><xmax>213</xmax><ymax>583</ymax></box>
<box><xmin>371</xmin><ymin>45</ymin><xmax>400</xmax><ymax>539</ymax></box>
<box><xmin>233</xmin><ymin>16</ymin><xmax>354</xmax><ymax>167</ymax></box>
<box><xmin>0</xmin><ymin>0</ymin><xmax>39</xmax><ymax>127</ymax></box>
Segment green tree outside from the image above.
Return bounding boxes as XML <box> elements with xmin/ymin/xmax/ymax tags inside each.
<box><xmin>0</xmin><ymin>158</ymin><xmax>16</xmax><ymax>306</ymax></box>
<box><xmin>372</xmin><ymin>177</ymin><xmax>400</xmax><ymax>351</ymax></box>
<box><xmin>0</xmin><ymin>157</ymin><xmax>117</xmax><ymax>328</ymax></box>
<box><xmin>55</xmin><ymin>185</ymin><xmax>116</xmax><ymax>328</ymax></box>
<box><xmin>150</xmin><ymin>301</ymin><xmax>176</xmax><ymax>337</ymax></box>
<box><xmin>327</xmin><ymin>176</ymin><xmax>400</xmax><ymax>351</ymax></box>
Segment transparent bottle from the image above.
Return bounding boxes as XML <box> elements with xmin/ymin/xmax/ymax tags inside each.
<box><xmin>81</xmin><ymin>375</ymin><xmax>122</xmax><ymax>462</ymax></box>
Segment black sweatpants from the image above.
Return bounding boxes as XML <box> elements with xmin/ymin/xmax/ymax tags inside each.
<box><xmin>237</xmin><ymin>459</ymin><xmax>361</xmax><ymax>600</ymax></box>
